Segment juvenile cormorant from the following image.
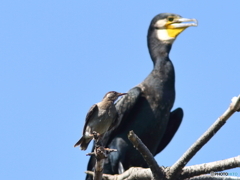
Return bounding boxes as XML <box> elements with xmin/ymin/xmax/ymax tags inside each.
<box><xmin>86</xmin><ymin>13</ymin><xmax>197</xmax><ymax>178</ymax></box>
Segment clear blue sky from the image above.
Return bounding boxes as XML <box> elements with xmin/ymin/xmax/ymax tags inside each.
<box><xmin>1</xmin><ymin>1</ymin><xmax>239</xmax><ymax>179</ymax></box>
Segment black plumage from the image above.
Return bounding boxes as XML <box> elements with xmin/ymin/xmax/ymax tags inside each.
<box><xmin>86</xmin><ymin>13</ymin><xmax>197</xmax><ymax>178</ymax></box>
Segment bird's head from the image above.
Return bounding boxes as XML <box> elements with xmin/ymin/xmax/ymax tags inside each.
<box><xmin>103</xmin><ymin>91</ymin><xmax>127</xmax><ymax>102</ymax></box>
<box><xmin>148</xmin><ymin>13</ymin><xmax>197</xmax><ymax>44</ymax></box>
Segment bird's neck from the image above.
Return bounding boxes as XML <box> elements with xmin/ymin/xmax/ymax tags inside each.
<box><xmin>148</xmin><ymin>39</ymin><xmax>172</xmax><ymax>68</ymax></box>
<box><xmin>99</xmin><ymin>99</ymin><xmax>113</xmax><ymax>109</ymax></box>
<box><xmin>146</xmin><ymin>37</ymin><xmax>175</xmax><ymax>85</ymax></box>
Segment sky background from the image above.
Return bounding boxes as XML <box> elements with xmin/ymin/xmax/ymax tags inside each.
<box><xmin>1</xmin><ymin>1</ymin><xmax>240</xmax><ymax>179</ymax></box>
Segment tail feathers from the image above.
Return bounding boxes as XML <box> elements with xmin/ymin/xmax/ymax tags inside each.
<box><xmin>74</xmin><ymin>136</ymin><xmax>91</xmax><ymax>150</ymax></box>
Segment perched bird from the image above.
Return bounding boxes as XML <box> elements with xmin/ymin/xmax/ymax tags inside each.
<box><xmin>86</xmin><ymin>13</ymin><xmax>197</xmax><ymax>178</ymax></box>
<box><xmin>74</xmin><ymin>91</ymin><xmax>127</xmax><ymax>150</ymax></box>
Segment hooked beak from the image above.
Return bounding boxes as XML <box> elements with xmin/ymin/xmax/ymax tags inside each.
<box><xmin>170</xmin><ymin>18</ymin><xmax>198</xmax><ymax>28</ymax></box>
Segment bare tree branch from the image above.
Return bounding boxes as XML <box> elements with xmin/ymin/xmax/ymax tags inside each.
<box><xmin>86</xmin><ymin>132</ymin><xmax>117</xmax><ymax>180</ymax></box>
<box><xmin>181</xmin><ymin>156</ymin><xmax>240</xmax><ymax>179</ymax></box>
<box><xmin>84</xmin><ymin>96</ymin><xmax>240</xmax><ymax>180</ymax></box>
<box><xmin>128</xmin><ymin>130</ymin><xmax>165</xmax><ymax>180</ymax></box>
<box><xmin>93</xmin><ymin>146</ymin><xmax>106</xmax><ymax>180</ymax></box>
<box><xmin>86</xmin><ymin>167</ymin><xmax>153</xmax><ymax>180</ymax></box>
<box><xmin>168</xmin><ymin>95</ymin><xmax>240</xmax><ymax>180</ymax></box>
<box><xmin>231</xmin><ymin>96</ymin><xmax>240</xmax><ymax>112</ymax></box>
<box><xmin>187</xmin><ymin>176</ymin><xmax>240</xmax><ymax>180</ymax></box>
<box><xmin>86</xmin><ymin>165</ymin><xmax>240</xmax><ymax>180</ymax></box>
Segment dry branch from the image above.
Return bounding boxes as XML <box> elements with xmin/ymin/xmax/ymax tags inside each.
<box><xmin>188</xmin><ymin>176</ymin><xmax>240</xmax><ymax>180</ymax></box>
<box><xmin>86</xmin><ymin>132</ymin><xmax>117</xmax><ymax>180</ymax></box>
<box><xmin>85</xmin><ymin>96</ymin><xmax>240</xmax><ymax>180</ymax></box>
<box><xmin>181</xmin><ymin>156</ymin><xmax>240</xmax><ymax>179</ymax></box>
<box><xmin>85</xmin><ymin>156</ymin><xmax>240</xmax><ymax>180</ymax></box>
<box><xmin>86</xmin><ymin>167</ymin><xmax>153</xmax><ymax>180</ymax></box>
<box><xmin>86</xmin><ymin>164</ymin><xmax>240</xmax><ymax>180</ymax></box>
<box><xmin>168</xmin><ymin>95</ymin><xmax>240</xmax><ymax>179</ymax></box>
<box><xmin>128</xmin><ymin>130</ymin><xmax>165</xmax><ymax>180</ymax></box>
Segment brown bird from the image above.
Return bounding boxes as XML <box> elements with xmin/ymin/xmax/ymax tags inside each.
<box><xmin>74</xmin><ymin>91</ymin><xmax>127</xmax><ymax>150</ymax></box>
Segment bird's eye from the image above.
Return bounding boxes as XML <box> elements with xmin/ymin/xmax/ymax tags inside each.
<box><xmin>168</xmin><ymin>17</ymin><xmax>174</xmax><ymax>22</ymax></box>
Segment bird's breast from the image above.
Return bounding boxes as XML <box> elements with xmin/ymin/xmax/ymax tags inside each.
<box><xmin>139</xmin><ymin>80</ymin><xmax>175</xmax><ymax>113</ymax></box>
<box><xmin>89</xmin><ymin>106</ymin><xmax>116</xmax><ymax>135</ymax></box>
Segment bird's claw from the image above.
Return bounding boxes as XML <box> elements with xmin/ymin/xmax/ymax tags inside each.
<box><xmin>91</xmin><ymin>131</ymin><xmax>100</xmax><ymax>139</ymax></box>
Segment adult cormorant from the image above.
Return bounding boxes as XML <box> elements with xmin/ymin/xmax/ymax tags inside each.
<box><xmin>86</xmin><ymin>13</ymin><xmax>197</xmax><ymax>178</ymax></box>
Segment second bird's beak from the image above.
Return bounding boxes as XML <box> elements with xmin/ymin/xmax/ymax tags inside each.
<box><xmin>118</xmin><ymin>93</ymin><xmax>127</xmax><ymax>97</ymax></box>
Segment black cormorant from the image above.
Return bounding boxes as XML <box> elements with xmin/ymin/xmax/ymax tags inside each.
<box><xmin>86</xmin><ymin>13</ymin><xmax>197</xmax><ymax>178</ymax></box>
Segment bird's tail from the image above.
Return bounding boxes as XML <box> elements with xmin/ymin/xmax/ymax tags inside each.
<box><xmin>74</xmin><ymin>137</ymin><xmax>91</xmax><ymax>150</ymax></box>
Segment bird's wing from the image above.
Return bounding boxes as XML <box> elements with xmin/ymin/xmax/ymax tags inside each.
<box><xmin>115</xmin><ymin>86</ymin><xmax>142</xmax><ymax>127</ymax></box>
<box><xmin>102</xmin><ymin>87</ymin><xmax>142</xmax><ymax>145</ymax></box>
<box><xmin>154</xmin><ymin>107</ymin><xmax>183</xmax><ymax>155</ymax></box>
<box><xmin>82</xmin><ymin>104</ymin><xmax>98</xmax><ymax>135</ymax></box>
<box><xmin>107</xmin><ymin>113</ymin><xmax>119</xmax><ymax>132</ymax></box>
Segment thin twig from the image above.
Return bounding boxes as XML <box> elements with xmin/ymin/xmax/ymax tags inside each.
<box><xmin>168</xmin><ymin>95</ymin><xmax>240</xmax><ymax>180</ymax></box>
<box><xmin>128</xmin><ymin>130</ymin><xmax>165</xmax><ymax>180</ymax></box>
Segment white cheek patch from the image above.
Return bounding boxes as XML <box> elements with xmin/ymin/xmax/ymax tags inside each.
<box><xmin>155</xmin><ymin>19</ymin><xmax>166</xmax><ymax>28</ymax></box>
<box><xmin>156</xmin><ymin>29</ymin><xmax>175</xmax><ymax>42</ymax></box>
